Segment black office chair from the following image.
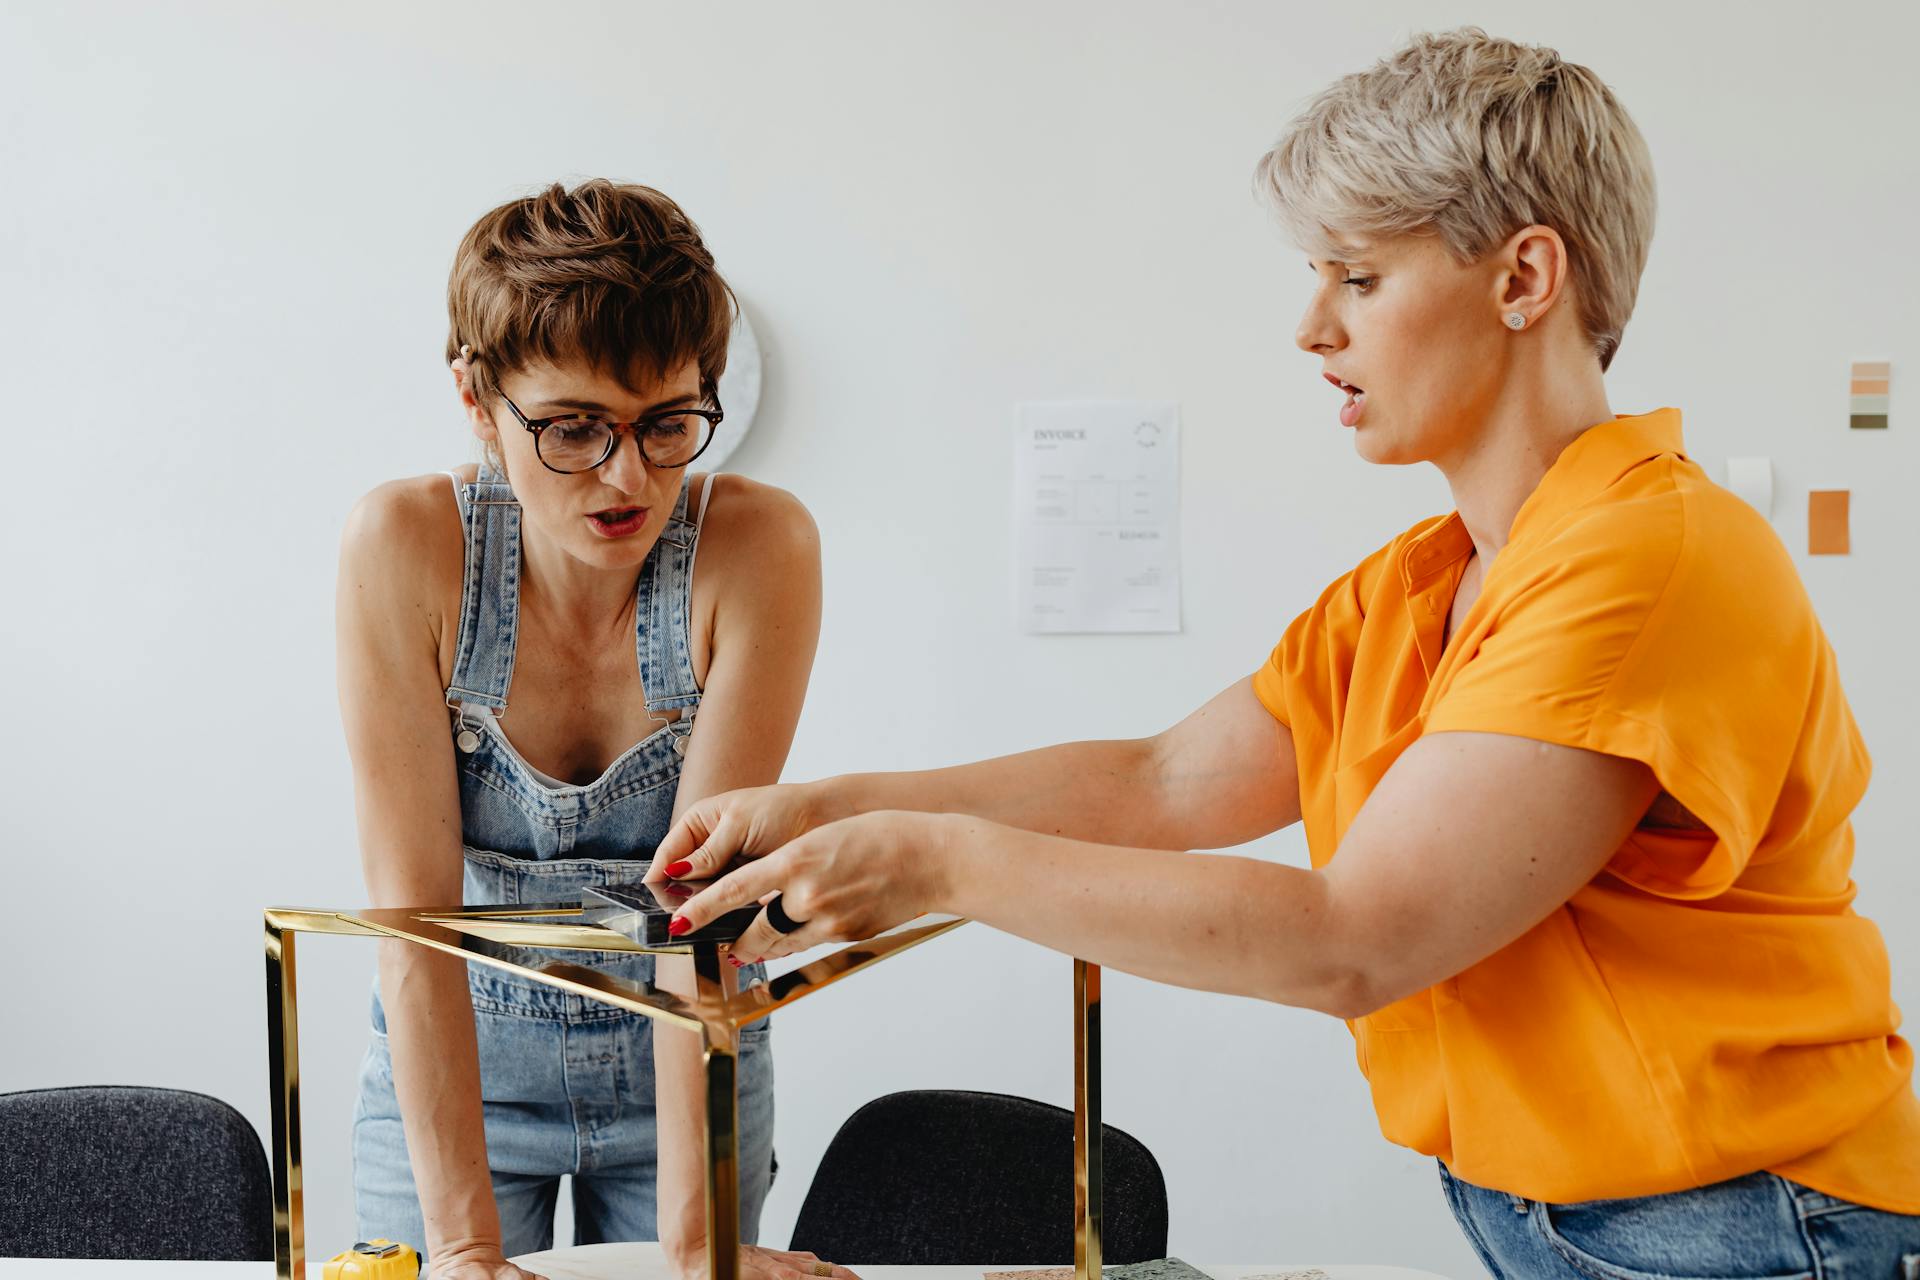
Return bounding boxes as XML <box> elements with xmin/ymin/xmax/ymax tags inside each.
<box><xmin>0</xmin><ymin>1085</ymin><xmax>274</xmax><ymax>1259</ymax></box>
<box><xmin>789</xmin><ymin>1089</ymin><xmax>1169</xmax><ymax>1264</ymax></box>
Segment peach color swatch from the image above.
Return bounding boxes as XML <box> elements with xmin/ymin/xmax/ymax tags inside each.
<box><xmin>1850</xmin><ymin>361</ymin><xmax>1889</xmax><ymax>429</ymax></box>
<box><xmin>1809</xmin><ymin>490</ymin><xmax>1851</xmax><ymax>555</ymax></box>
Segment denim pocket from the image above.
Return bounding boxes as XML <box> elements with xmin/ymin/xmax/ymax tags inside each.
<box><xmin>1530</xmin><ymin>1173</ymin><xmax>1814</xmax><ymax>1280</ymax></box>
<box><xmin>1782</xmin><ymin>1179</ymin><xmax>1920</xmax><ymax>1279</ymax></box>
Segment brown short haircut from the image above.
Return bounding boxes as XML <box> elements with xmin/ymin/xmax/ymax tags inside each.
<box><xmin>446</xmin><ymin>179</ymin><xmax>733</xmax><ymax>407</ymax></box>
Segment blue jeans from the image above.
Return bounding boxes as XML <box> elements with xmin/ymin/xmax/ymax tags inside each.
<box><xmin>1439</xmin><ymin>1161</ymin><xmax>1920</xmax><ymax>1279</ymax></box>
<box><xmin>354</xmin><ymin>971</ymin><xmax>775</xmax><ymax>1260</ymax></box>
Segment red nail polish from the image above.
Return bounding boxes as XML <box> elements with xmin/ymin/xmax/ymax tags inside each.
<box><xmin>668</xmin><ymin>916</ymin><xmax>692</xmax><ymax>937</ymax></box>
<box><xmin>728</xmin><ymin>956</ymin><xmax>742</xmax><ymax>968</ymax></box>
<box><xmin>663</xmin><ymin>860</ymin><xmax>693</xmax><ymax>878</ymax></box>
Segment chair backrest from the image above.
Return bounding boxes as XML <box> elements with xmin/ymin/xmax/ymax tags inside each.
<box><xmin>789</xmin><ymin>1089</ymin><xmax>1169</xmax><ymax>1264</ymax></box>
<box><xmin>0</xmin><ymin>1086</ymin><xmax>273</xmax><ymax>1259</ymax></box>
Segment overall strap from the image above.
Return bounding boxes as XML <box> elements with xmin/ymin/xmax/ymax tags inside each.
<box><xmin>636</xmin><ymin>474</ymin><xmax>705</xmax><ymax>731</ymax></box>
<box><xmin>445</xmin><ymin>463</ymin><xmax>523</xmax><ymax>741</ymax></box>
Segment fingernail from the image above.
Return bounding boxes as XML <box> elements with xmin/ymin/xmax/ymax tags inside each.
<box><xmin>663</xmin><ymin>860</ymin><xmax>693</xmax><ymax>878</ymax></box>
<box><xmin>728</xmin><ymin>956</ymin><xmax>742</xmax><ymax>969</ymax></box>
<box><xmin>668</xmin><ymin>915</ymin><xmax>692</xmax><ymax>937</ymax></box>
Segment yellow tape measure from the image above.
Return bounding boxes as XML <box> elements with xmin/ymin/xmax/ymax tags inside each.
<box><xmin>323</xmin><ymin>1238</ymin><xmax>420</xmax><ymax>1279</ymax></box>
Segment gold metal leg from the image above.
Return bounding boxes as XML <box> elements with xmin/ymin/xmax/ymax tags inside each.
<box><xmin>265</xmin><ymin>916</ymin><xmax>305</xmax><ymax>1280</ymax></box>
<box><xmin>251</xmin><ymin>907</ymin><xmax>955</xmax><ymax>1280</ymax></box>
<box><xmin>695</xmin><ymin>941</ymin><xmax>740</xmax><ymax>1280</ymax></box>
<box><xmin>1074</xmin><ymin>959</ymin><xmax>1103</xmax><ymax>1280</ymax></box>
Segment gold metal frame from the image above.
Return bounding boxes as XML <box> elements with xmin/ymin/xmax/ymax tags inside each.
<box><xmin>264</xmin><ymin>906</ymin><xmax>1102</xmax><ymax>1280</ymax></box>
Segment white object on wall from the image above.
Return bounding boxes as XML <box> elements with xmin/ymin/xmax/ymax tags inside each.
<box><xmin>707</xmin><ymin>306</ymin><xmax>762</xmax><ymax>472</ymax></box>
<box><xmin>1013</xmin><ymin>400</ymin><xmax>1182</xmax><ymax>634</ymax></box>
<box><xmin>1726</xmin><ymin>456</ymin><xmax>1774</xmax><ymax>517</ymax></box>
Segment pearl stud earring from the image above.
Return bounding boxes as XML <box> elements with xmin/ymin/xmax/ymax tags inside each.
<box><xmin>1505</xmin><ymin>312</ymin><xmax>1527</xmax><ymax>330</ymax></box>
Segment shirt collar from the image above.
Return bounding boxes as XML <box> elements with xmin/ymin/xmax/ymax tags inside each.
<box><xmin>1394</xmin><ymin>408</ymin><xmax>1686</xmax><ymax>588</ymax></box>
<box><xmin>1507</xmin><ymin>408</ymin><xmax>1687</xmax><ymax>545</ymax></box>
<box><xmin>1400</xmin><ymin>512</ymin><xmax>1474</xmax><ymax>588</ymax></box>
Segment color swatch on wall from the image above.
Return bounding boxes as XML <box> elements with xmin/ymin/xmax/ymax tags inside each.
<box><xmin>1850</xmin><ymin>361</ymin><xmax>1889</xmax><ymax>429</ymax></box>
<box><xmin>1809</xmin><ymin>490</ymin><xmax>1851</xmax><ymax>555</ymax></box>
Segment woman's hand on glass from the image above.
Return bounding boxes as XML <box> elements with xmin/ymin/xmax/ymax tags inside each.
<box><xmin>669</xmin><ymin>810</ymin><xmax>951</xmax><ymax>965</ymax></box>
<box><xmin>670</xmin><ymin>1243</ymin><xmax>861</xmax><ymax>1280</ymax></box>
<box><xmin>425</xmin><ymin>1244</ymin><xmax>547</xmax><ymax>1280</ymax></box>
<box><xmin>647</xmin><ymin>782</ymin><xmax>846</xmax><ymax>884</ymax></box>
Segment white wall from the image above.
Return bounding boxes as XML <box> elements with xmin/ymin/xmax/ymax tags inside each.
<box><xmin>3</xmin><ymin>3</ymin><xmax>1916</xmax><ymax>1277</ymax></box>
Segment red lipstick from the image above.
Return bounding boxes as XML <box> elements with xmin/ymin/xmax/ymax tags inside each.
<box><xmin>587</xmin><ymin>507</ymin><xmax>648</xmax><ymax>538</ymax></box>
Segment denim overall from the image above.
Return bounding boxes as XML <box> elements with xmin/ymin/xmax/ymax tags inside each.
<box><xmin>352</xmin><ymin>467</ymin><xmax>775</xmax><ymax>1257</ymax></box>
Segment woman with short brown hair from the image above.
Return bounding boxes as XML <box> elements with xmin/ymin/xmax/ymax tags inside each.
<box><xmin>339</xmin><ymin>180</ymin><xmax>843</xmax><ymax>1280</ymax></box>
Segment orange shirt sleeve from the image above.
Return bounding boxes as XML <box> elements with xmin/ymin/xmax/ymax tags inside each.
<box><xmin>1252</xmin><ymin>536</ymin><xmax>1400</xmax><ymax>730</ymax></box>
<box><xmin>1423</xmin><ymin>479</ymin><xmax>1858</xmax><ymax>898</ymax></box>
<box><xmin>1250</xmin><ymin>612</ymin><xmax>1307</xmax><ymax>727</ymax></box>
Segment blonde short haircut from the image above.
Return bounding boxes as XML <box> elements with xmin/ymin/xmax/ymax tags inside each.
<box><xmin>1257</xmin><ymin>28</ymin><xmax>1656</xmax><ymax>371</ymax></box>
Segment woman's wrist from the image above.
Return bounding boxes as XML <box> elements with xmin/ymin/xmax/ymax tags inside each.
<box><xmin>415</xmin><ymin>1162</ymin><xmax>507</xmax><ymax>1262</ymax></box>
<box><xmin>423</xmin><ymin>1237</ymin><xmax>507</xmax><ymax>1272</ymax></box>
<box><xmin>658</xmin><ymin>1224</ymin><xmax>702</xmax><ymax>1272</ymax></box>
<box><xmin>809</xmin><ymin>775</ymin><xmax>862</xmax><ymax>825</ymax></box>
<box><xmin>924</xmin><ymin>810</ymin><xmax>975</xmax><ymax>915</ymax></box>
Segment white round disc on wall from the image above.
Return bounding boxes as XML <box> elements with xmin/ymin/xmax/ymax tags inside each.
<box><xmin>707</xmin><ymin>306</ymin><xmax>762</xmax><ymax>472</ymax></box>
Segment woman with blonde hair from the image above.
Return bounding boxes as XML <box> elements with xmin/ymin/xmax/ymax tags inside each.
<box><xmin>657</xmin><ymin>30</ymin><xmax>1920</xmax><ymax>1277</ymax></box>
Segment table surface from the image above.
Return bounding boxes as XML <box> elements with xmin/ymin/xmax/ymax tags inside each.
<box><xmin>0</xmin><ymin>1244</ymin><xmax>1455</xmax><ymax>1279</ymax></box>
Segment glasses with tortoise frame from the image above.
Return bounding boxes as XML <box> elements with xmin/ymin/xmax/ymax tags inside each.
<box><xmin>498</xmin><ymin>393</ymin><xmax>724</xmax><ymax>474</ymax></box>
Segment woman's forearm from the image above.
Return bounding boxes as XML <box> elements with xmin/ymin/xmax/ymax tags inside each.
<box><xmin>650</xmin><ymin>953</ymin><xmax>710</xmax><ymax>1262</ymax></box>
<box><xmin>819</xmin><ymin>737</ymin><xmax>1189</xmax><ymax>849</ymax></box>
<box><xmin>932</xmin><ymin>815</ymin><xmax>1367</xmax><ymax>1017</ymax></box>
<box><xmin>377</xmin><ymin>941</ymin><xmax>504</xmax><ymax>1257</ymax></box>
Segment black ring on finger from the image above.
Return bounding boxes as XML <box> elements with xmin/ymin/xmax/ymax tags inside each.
<box><xmin>765</xmin><ymin>894</ymin><xmax>805</xmax><ymax>935</ymax></box>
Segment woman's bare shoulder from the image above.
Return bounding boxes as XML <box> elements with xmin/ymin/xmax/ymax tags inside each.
<box><xmin>338</xmin><ymin>470</ymin><xmax>468</xmax><ymax>608</ymax></box>
<box><xmin>699</xmin><ymin>472</ymin><xmax>818</xmax><ymax>552</ymax></box>
<box><xmin>692</xmin><ymin>473</ymin><xmax>821</xmax><ymax>624</ymax></box>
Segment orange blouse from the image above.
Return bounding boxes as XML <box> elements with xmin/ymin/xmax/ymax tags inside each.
<box><xmin>1252</xmin><ymin>408</ymin><xmax>1920</xmax><ymax>1211</ymax></box>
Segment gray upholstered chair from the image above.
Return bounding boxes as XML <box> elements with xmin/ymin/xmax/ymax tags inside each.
<box><xmin>789</xmin><ymin>1089</ymin><xmax>1169</xmax><ymax>1264</ymax></box>
<box><xmin>0</xmin><ymin>1085</ymin><xmax>273</xmax><ymax>1259</ymax></box>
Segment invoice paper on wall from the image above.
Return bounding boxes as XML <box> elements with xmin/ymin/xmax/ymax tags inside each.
<box><xmin>1013</xmin><ymin>401</ymin><xmax>1182</xmax><ymax>634</ymax></box>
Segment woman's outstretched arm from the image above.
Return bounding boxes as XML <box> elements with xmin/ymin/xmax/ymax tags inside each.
<box><xmin>672</xmin><ymin>730</ymin><xmax>1660</xmax><ymax>1019</ymax></box>
<box><xmin>653</xmin><ymin>676</ymin><xmax>1302</xmax><ymax>887</ymax></box>
<box><xmin>819</xmin><ymin>676</ymin><xmax>1301</xmax><ymax>850</ymax></box>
